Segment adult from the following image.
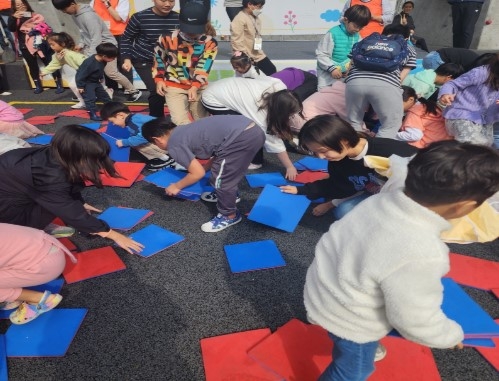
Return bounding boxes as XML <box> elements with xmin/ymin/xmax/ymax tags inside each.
<box><xmin>8</xmin><ymin>0</ymin><xmax>63</xmax><ymax>94</ymax></box>
<box><xmin>342</xmin><ymin>0</ymin><xmax>395</xmax><ymax>38</ymax></box>
<box><xmin>120</xmin><ymin>0</ymin><xmax>179</xmax><ymax>117</ymax></box>
<box><xmin>448</xmin><ymin>0</ymin><xmax>484</xmax><ymax>49</ymax></box>
<box><xmin>0</xmin><ymin>124</ymin><xmax>143</xmax><ymax>254</ymax></box>
<box><xmin>52</xmin><ymin>0</ymin><xmax>142</xmax><ymax>102</ymax></box>
<box><xmin>390</xmin><ymin>1</ymin><xmax>428</xmax><ymax>52</ymax></box>
<box><xmin>224</xmin><ymin>0</ymin><xmax>243</xmax><ymax>22</ymax></box>
<box><xmin>422</xmin><ymin>47</ymin><xmax>479</xmax><ymax>72</ymax></box>
<box><xmin>0</xmin><ymin>0</ymin><xmax>14</xmax><ymax>50</ymax></box>
<box><xmin>230</xmin><ymin>0</ymin><xmax>276</xmax><ymax>75</ymax></box>
<box><xmin>90</xmin><ymin>0</ymin><xmax>133</xmax><ymax>92</ymax></box>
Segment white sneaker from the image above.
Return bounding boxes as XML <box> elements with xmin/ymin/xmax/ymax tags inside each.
<box><xmin>248</xmin><ymin>163</ymin><xmax>263</xmax><ymax>170</ymax></box>
<box><xmin>71</xmin><ymin>102</ymin><xmax>86</xmax><ymax>109</ymax></box>
<box><xmin>106</xmin><ymin>88</ymin><xmax>114</xmax><ymax>100</ymax></box>
<box><xmin>374</xmin><ymin>344</ymin><xmax>387</xmax><ymax>362</ymax></box>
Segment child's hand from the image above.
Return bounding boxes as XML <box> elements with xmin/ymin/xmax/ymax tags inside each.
<box><xmin>116</xmin><ymin>140</ymin><xmax>123</xmax><ymax>147</ymax></box>
<box><xmin>78</xmin><ymin>88</ymin><xmax>84</xmax><ymax>94</ymax></box>
<box><xmin>156</xmin><ymin>82</ymin><xmax>167</xmax><ymax>96</ymax></box>
<box><xmin>331</xmin><ymin>68</ymin><xmax>342</xmax><ymax>79</ymax></box>
<box><xmin>188</xmin><ymin>86</ymin><xmax>198</xmax><ymax>102</ymax></box>
<box><xmin>496</xmin><ymin>99</ymin><xmax>499</xmax><ymax>105</ymax></box>
<box><xmin>83</xmin><ymin>203</ymin><xmax>102</xmax><ymax>214</ymax></box>
<box><xmin>452</xmin><ymin>343</ymin><xmax>464</xmax><ymax>350</ymax></box>
<box><xmin>312</xmin><ymin>202</ymin><xmax>334</xmax><ymax>216</ymax></box>
<box><xmin>285</xmin><ymin>166</ymin><xmax>298</xmax><ymax>181</ymax></box>
<box><xmin>280</xmin><ymin>185</ymin><xmax>298</xmax><ymax>194</ymax></box>
<box><xmin>439</xmin><ymin>94</ymin><xmax>455</xmax><ymax>106</ymax></box>
<box><xmin>165</xmin><ymin>183</ymin><xmax>181</xmax><ymax>196</ymax></box>
<box><xmin>122</xmin><ymin>59</ymin><xmax>132</xmax><ymax>72</ymax></box>
<box><xmin>107</xmin><ymin>230</ymin><xmax>144</xmax><ymax>254</ymax></box>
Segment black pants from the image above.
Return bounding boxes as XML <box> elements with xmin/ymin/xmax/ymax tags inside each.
<box><xmin>21</xmin><ymin>47</ymin><xmax>61</xmax><ymax>82</ymax></box>
<box><xmin>132</xmin><ymin>60</ymin><xmax>166</xmax><ymax>117</ymax></box>
<box><xmin>225</xmin><ymin>6</ymin><xmax>243</xmax><ymax>21</ymax></box>
<box><xmin>82</xmin><ymin>82</ymin><xmax>111</xmax><ymax>113</ymax></box>
<box><xmin>256</xmin><ymin>56</ymin><xmax>277</xmax><ymax>76</ymax></box>
<box><xmin>451</xmin><ymin>2</ymin><xmax>483</xmax><ymax>49</ymax></box>
<box><xmin>293</xmin><ymin>70</ymin><xmax>318</xmax><ymax>102</ymax></box>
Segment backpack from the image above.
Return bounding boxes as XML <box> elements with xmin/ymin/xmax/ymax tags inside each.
<box><xmin>351</xmin><ymin>33</ymin><xmax>409</xmax><ymax>72</ymax></box>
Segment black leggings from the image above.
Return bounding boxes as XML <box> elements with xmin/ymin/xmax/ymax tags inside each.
<box><xmin>256</xmin><ymin>57</ymin><xmax>277</xmax><ymax>76</ymax></box>
<box><xmin>20</xmin><ymin>47</ymin><xmax>61</xmax><ymax>81</ymax></box>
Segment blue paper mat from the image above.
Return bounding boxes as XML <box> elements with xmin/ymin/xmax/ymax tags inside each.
<box><xmin>0</xmin><ymin>335</ymin><xmax>6</xmax><ymax>381</ymax></box>
<box><xmin>294</xmin><ymin>157</ymin><xmax>328</xmax><ymax>172</ymax></box>
<box><xmin>245</xmin><ymin>172</ymin><xmax>288</xmax><ymax>188</ymax></box>
<box><xmin>105</xmin><ymin>122</ymin><xmax>130</xmax><ymax>139</ymax></box>
<box><xmin>144</xmin><ymin>168</ymin><xmax>213</xmax><ymax>195</ymax></box>
<box><xmin>101</xmin><ymin>133</ymin><xmax>130</xmax><ymax>162</ymax></box>
<box><xmin>248</xmin><ymin>185</ymin><xmax>311</xmax><ymax>233</ymax></box>
<box><xmin>80</xmin><ymin>122</ymin><xmax>101</xmax><ymax>131</ymax></box>
<box><xmin>224</xmin><ymin>240</ymin><xmax>286</xmax><ymax>273</ymax></box>
<box><xmin>25</xmin><ymin>135</ymin><xmax>52</xmax><ymax>145</ymax></box>
<box><xmin>98</xmin><ymin>207</ymin><xmax>152</xmax><ymax>230</ymax></box>
<box><xmin>129</xmin><ymin>224</ymin><xmax>185</xmax><ymax>257</ymax></box>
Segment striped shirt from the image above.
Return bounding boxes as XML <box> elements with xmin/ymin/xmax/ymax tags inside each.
<box><xmin>345</xmin><ymin>45</ymin><xmax>417</xmax><ymax>88</ymax></box>
<box><xmin>121</xmin><ymin>8</ymin><xmax>179</xmax><ymax>63</ymax></box>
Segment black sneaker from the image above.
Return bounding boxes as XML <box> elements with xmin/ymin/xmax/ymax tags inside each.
<box><xmin>145</xmin><ymin>157</ymin><xmax>176</xmax><ymax>171</ymax></box>
<box><xmin>127</xmin><ymin>90</ymin><xmax>142</xmax><ymax>102</ymax></box>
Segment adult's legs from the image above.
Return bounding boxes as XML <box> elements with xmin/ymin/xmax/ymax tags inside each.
<box><xmin>318</xmin><ymin>332</ymin><xmax>378</xmax><ymax>381</ymax></box>
<box><xmin>20</xmin><ymin>48</ymin><xmax>41</xmax><ymax>81</ymax></box>
<box><xmin>104</xmin><ymin>58</ymin><xmax>137</xmax><ymax>92</ymax></box>
<box><xmin>256</xmin><ymin>57</ymin><xmax>277</xmax><ymax>75</ymax></box>
<box><xmin>106</xmin><ymin>35</ymin><xmax>133</xmax><ymax>91</ymax></box>
<box><xmin>451</xmin><ymin>2</ymin><xmax>483</xmax><ymax>49</ymax></box>
<box><xmin>133</xmin><ymin>60</ymin><xmax>166</xmax><ymax>117</ymax></box>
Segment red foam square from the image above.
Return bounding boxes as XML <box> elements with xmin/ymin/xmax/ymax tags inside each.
<box><xmin>249</xmin><ymin>319</ymin><xmax>441</xmax><ymax>381</ymax></box>
<box><xmin>62</xmin><ymin>246</ymin><xmax>126</xmax><ymax>284</ymax></box>
<box><xmin>475</xmin><ymin>319</ymin><xmax>499</xmax><ymax>371</ymax></box>
<box><xmin>446</xmin><ymin>253</ymin><xmax>499</xmax><ymax>290</ymax></box>
<box><xmin>17</xmin><ymin>108</ymin><xmax>33</xmax><ymax>115</ymax></box>
<box><xmin>127</xmin><ymin>105</ymin><xmax>148</xmax><ymax>112</ymax></box>
<box><xmin>59</xmin><ymin>109</ymin><xmax>90</xmax><ymax>119</ymax></box>
<box><xmin>26</xmin><ymin>115</ymin><xmax>57</xmax><ymax>125</ymax></box>
<box><xmin>294</xmin><ymin>170</ymin><xmax>329</xmax><ymax>184</ymax></box>
<box><xmin>201</xmin><ymin>329</ymin><xmax>280</xmax><ymax>381</ymax></box>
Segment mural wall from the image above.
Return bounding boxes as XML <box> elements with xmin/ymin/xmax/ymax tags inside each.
<box><xmin>132</xmin><ymin>0</ymin><xmax>350</xmax><ymax>36</ymax></box>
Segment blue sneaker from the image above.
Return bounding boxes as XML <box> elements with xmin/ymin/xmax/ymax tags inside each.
<box><xmin>201</xmin><ymin>212</ymin><xmax>242</xmax><ymax>232</ymax></box>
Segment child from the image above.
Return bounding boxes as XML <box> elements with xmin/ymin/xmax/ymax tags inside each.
<box><xmin>141</xmin><ymin>115</ymin><xmax>265</xmax><ymax>232</ymax></box>
<box><xmin>280</xmin><ymin>115</ymin><xmax>417</xmax><ymax>219</ymax></box>
<box><xmin>345</xmin><ymin>23</ymin><xmax>417</xmax><ymax>138</ymax></box>
<box><xmin>397</xmin><ymin>90</ymin><xmax>453</xmax><ymax>148</ymax></box>
<box><xmin>316</xmin><ymin>4</ymin><xmax>371</xmax><ymax>90</ymax></box>
<box><xmin>154</xmin><ymin>2</ymin><xmax>217</xmax><ymax>126</ymax></box>
<box><xmin>438</xmin><ymin>52</ymin><xmax>499</xmax><ymax>146</ymax></box>
<box><xmin>304</xmin><ymin>140</ymin><xmax>499</xmax><ymax>381</ymax></box>
<box><xmin>51</xmin><ymin>0</ymin><xmax>142</xmax><ymax>102</ymax></box>
<box><xmin>75</xmin><ymin>42</ymin><xmax>117</xmax><ymax>121</ymax></box>
<box><xmin>201</xmin><ymin>76</ymin><xmax>303</xmax><ymax>179</ymax></box>
<box><xmin>230</xmin><ymin>0</ymin><xmax>275</xmax><ymax>75</ymax></box>
<box><xmin>41</xmin><ymin>32</ymin><xmax>86</xmax><ymax>109</ymax></box>
<box><xmin>0</xmin><ymin>223</ymin><xmax>76</xmax><ymax>324</ymax></box>
<box><xmin>0</xmin><ymin>124</ymin><xmax>144</xmax><ymax>254</ymax></box>
<box><xmin>100</xmin><ymin>102</ymin><xmax>176</xmax><ymax>171</ymax></box>
<box><xmin>230</xmin><ymin>51</ymin><xmax>318</xmax><ymax>101</ymax></box>
<box><xmin>402</xmin><ymin>63</ymin><xmax>464</xmax><ymax>99</ymax></box>
<box><xmin>0</xmin><ymin>99</ymin><xmax>43</xmax><ymax>138</ymax></box>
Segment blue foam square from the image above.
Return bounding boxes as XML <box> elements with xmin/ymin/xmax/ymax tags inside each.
<box><xmin>98</xmin><ymin>207</ymin><xmax>152</xmax><ymax>230</ymax></box>
<box><xmin>294</xmin><ymin>157</ymin><xmax>328</xmax><ymax>172</ymax></box>
<box><xmin>5</xmin><ymin>308</ymin><xmax>87</xmax><ymax>357</ymax></box>
<box><xmin>245</xmin><ymin>172</ymin><xmax>287</xmax><ymax>188</ymax></box>
<box><xmin>80</xmin><ymin>122</ymin><xmax>101</xmax><ymax>131</ymax></box>
<box><xmin>144</xmin><ymin>168</ymin><xmax>213</xmax><ymax>195</ymax></box>
<box><xmin>101</xmin><ymin>133</ymin><xmax>130</xmax><ymax>162</ymax></box>
<box><xmin>25</xmin><ymin>135</ymin><xmax>52</xmax><ymax>145</ymax></box>
<box><xmin>105</xmin><ymin>121</ymin><xmax>130</xmax><ymax>139</ymax></box>
<box><xmin>224</xmin><ymin>240</ymin><xmax>286</xmax><ymax>273</ymax></box>
<box><xmin>129</xmin><ymin>224</ymin><xmax>185</xmax><ymax>257</ymax></box>
<box><xmin>248</xmin><ymin>185</ymin><xmax>311</xmax><ymax>233</ymax></box>
<box><xmin>0</xmin><ymin>335</ymin><xmax>7</xmax><ymax>381</ymax></box>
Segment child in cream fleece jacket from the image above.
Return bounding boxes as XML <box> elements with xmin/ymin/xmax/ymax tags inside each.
<box><xmin>304</xmin><ymin>140</ymin><xmax>499</xmax><ymax>381</ymax></box>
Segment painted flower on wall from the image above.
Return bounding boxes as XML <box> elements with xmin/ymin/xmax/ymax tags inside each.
<box><xmin>283</xmin><ymin>10</ymin><xmax>298</xmax><ymax>32</ymax></box>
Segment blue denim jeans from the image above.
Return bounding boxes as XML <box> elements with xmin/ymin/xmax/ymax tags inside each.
<box><xmin>333</xmin><ymin>192</ymin><xmax>372</xmax><ymax>220</ymax></box>
<box><xmin>422</xmin><ymin>51</ymin><xmax>444</xmax><ymax>70</ymax></box>
<box><xmin>318</xmin><ymin>333</ymin><xmax>378</xmax><ymax>381</ymax></box>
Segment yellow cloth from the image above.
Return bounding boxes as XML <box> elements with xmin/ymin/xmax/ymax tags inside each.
<box><xmin>364</xmin><ymin>155</ymin><xmax>499</xmax><ymax>244</ymax></box>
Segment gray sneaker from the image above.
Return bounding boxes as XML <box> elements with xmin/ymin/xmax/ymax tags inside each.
<box><xmin>44</xmin><ymin>223</ymin><xmax>76</xmax><ymax>238</ymax></box>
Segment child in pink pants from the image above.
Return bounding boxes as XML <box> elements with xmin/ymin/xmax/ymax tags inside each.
<box><xmin>0</xmin><ymin>223</ymin><xmax>76</xmax><ymax>324</ymax></box>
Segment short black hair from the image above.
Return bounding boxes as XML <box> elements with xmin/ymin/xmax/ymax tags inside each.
<box><xmin>402</xmin><ymin>85</ymin><xmax>417</xmax><ymax>101</ymax></box>
<box><xmin>344</xmin><ymin>5</ymin><xmax>371</xmax><ymax>28</ymax></box>
<box><xmin>382</xmin><ymin>23</ymin><xmax>411</xmax><ymax>39</ymax></box>
<box><xmin>100</xmin><ymin>102</ymin><xmax>130</xmax><ymax>120</ymax></box>
<box><xmin>141</xmin><ymin>117</ymin><xmax>177</xmax><ymax>143</ymax></box>
<box><xmin>96</xmin><ymin>43</ymin><xmax>118</xmax><ymax>58</ymax></box>
<box><xmin>51</xmin><ymin>0</ymin><xmax>75</xmax><ymax>10</ymax></box>
<box><xmin>299</xmin><ymin>114</ymin><xmax>360</xmax><ymax>154</ymax></box>
<box><xmin>242</xmin><ymin>0</ymin><xmax>265</xmax><ymax>8</ymax></box>
<box><xmin>402</xmin><ymin>1</ymin><xmax>415</xmax><ymax>8</ymax></box>
<box><xmin>405</xmin><ymin>141</ymin><xmax>499</xmax><ymax>206</ymax></box>
<box><xmin>435</xmin><ymin>63</ymin><xmax>464</xmax><ymax>79</ymax></box>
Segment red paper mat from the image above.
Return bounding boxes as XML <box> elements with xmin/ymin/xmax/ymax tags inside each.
<box><xmin>446</xmin><ymin>253</ymin><xmax>499</xmax><ymax>290</ymax></box>
<box><xmin>85</xmin><ymin>162</ymin><xmax>145</xmax><ymax>187</ymax></box>
<box><xmin>294</xmin><ymin>170</ymin><xmax>329</xmax><ymax>184</ymax></box>
<box><xmin>248</xmin><ymin>319</ymin><xmax>441</xmax><ymax>381</ymax></box>
<box><xmin>58</xmin><ymin>109</ymin><xmax>90</xmax><ymax>119</ymax></box>
<box><xmin>475</xmin><ymin>319</ymin><xmax>499</xmax><ymax>371</ymax></box>
<box><xmin>17</xmin><ymin>108</ymin><xmax>33</xmax><ymax>115</ymax></box>
<box><xmin>63</xmin><ymin>246</ymin><xmax>126</xmax><ymax>284</ymax></box>
<box><xmin>26</xmin><ymin>115</ymin><xmax>57</xmax><ymax>125</ymax></box>
<box><xmin>201</xmin><ymin>329</ymin><xmax>280</xmax><ymax>381</ymax></box>
<box><xmin>127</xmin><ymin>105</ymin><xmax>148</xmax><ymax>112</ymax></box>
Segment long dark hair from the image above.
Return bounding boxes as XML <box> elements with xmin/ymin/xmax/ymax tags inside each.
<box><xmin>50</xmin><ymin>125</ymin><xmax>119</xmax><ymax>188</ymax></box>
<box><xmin>418</xmin><ymin>90</ymin><xmax>440</xmax><ymax>116</ymax></box>
<box><xmin>11</xmin><ymin>0</ymin><xmax>34</xmax><ymax>12</ymax></box>
<box><xmin>259</xmin><ymin>89</ymin><xmax>303</xmax><ymax>141</ymax></box>
<box><xmin>46</xmin><ymin>32</ymin><xmax>76</xmax><ymax>50</ymax></box>
<box><xmin>486</xmin><ymin>53</ymin><xmax>499</xmax><ymax>91</ymax></box>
